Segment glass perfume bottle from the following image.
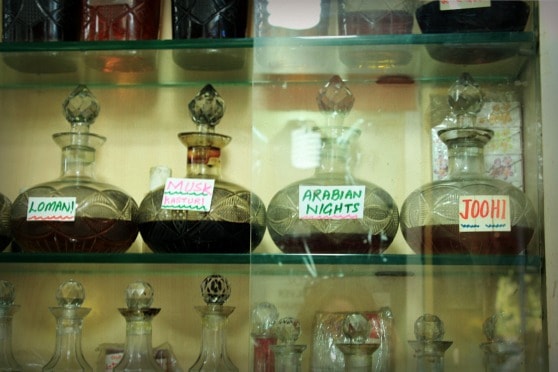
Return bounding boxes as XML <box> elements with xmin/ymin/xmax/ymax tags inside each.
<box><xmin>270</xmin><ymin>317</ymin><xmax>306</xmax><ymax>372</ymax></box>
<box><xmin>400</xmin><ymin>73</ymin><xmax>536</xmax><ymax>255</ymax></box>
<box><xmin>189</xmin><ymin>275</ymin><xmax>238</xmax><ymax>372</ymax></box>
<box><xmin>0</xmin><ymin>280</ymin><xmax>21</xmax><ymax>372</ymax></box>
<box><xmin>336</xmin><ymin>313</ymin><xmax>380</xmax><ymax>372</ymax></box>
<box><xmin>0</xmin><ymin>194</ymin><xmax>12</xmax><ymax>252</ymax></box>
<box><xmin>10</xmin><ymin>85</ymin><xmax>139</xmax><ymax>254</ymax></box>
<box><xmin>266</xmin><ymin>75</ymin><xmax>399</xmax><ymax>254</ymax></box>
<box><xmin>137</xmin><ymin>85</ymin><xmax>266</xmax><ymax>254</ymax></box>
<box><xmin>408</xmin><ymin>314</ymin><xmax>452</xmax><ymax>372</ymax></box>
<box><xmin>114</xmin><ymin>281</ymin><xmax>163</xmax><ymax>372</ymax></box>
<box><xmin>251</xmin><ymin>302</ymin><xmax>279</xmax><ymax>372</ymax></box>
<box><xmin>480</xmin><ymin>313</ymin><xmax>524</xmax><ymax>371</ymax></box>
<box><xmin>43</xmin><ymin>280</ymin><xmax>93</xmax><ymax>372</ymax></box>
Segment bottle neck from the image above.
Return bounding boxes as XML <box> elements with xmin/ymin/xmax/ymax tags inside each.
<box><xmin>313</xmin><ymin>127</ymin><xmax>357</xmax><ymax>181</ymax></box>
<box><xmin>446</xmin><ymin>142</ymin><xmax>486</xmax><ymax>178</ymax></box>
<box><xmin>0</xmin><ymin>309</ymin><xmax>20</xmax><ymax>371</ymax></box>
<box><xmin>186</xmin><ymin>146</ymin><xmax>222</xmax><ymax>180</ymax></box>
<box><xmin>117</xmin><ymin>317</ymin><xmax>161</xmax><ymax>371</ymax></box>
<box><xmin>60</xmin><ymin>146</ymin><xmax>97</xmax><ymax>180</ymax></box>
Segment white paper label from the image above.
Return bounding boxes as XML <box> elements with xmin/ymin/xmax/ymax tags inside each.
<box><xmin>299</xmin><ymin>185</ymin><xmax>365</xmax><ymax>220</ymax></box>
<box><xmin>458</xmin><ymin>195</ymin><xmax>511</xmax><ymax>232</ymax></box>
<box><xmin>161</xmin><ymin>178</ymin><xmax>215</xmax><ymax>212</ymax></box>
<box><xmin>266</xmin><ymin>0</ymin><xmax>322</xmax><ymax>30</ymax></box>
<box><xmin>440</xmin><ymin>0</ymin><xmax>491</xmax><ymax>11</ymax></box>
<box><xmin>27</xmin><ymin>197</ymin><xmax>77</xmax><ymax>222</ymax></box>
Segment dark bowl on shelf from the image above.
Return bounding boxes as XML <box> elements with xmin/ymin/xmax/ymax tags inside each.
<box><xmin>416</xmin><ymin>1</ymin><xmax>531</xmax><ymax>64</ymax></box>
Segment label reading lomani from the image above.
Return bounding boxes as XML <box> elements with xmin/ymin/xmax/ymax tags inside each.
<box><xmin>440</xmin><ymin>0</ymin><xmax>491</xmax><ymax>11</ymax></box>
<box><xmin>161</xmin><ymin>177</ymin><xmax>215</xmax><ymax>212</ymax></box>
<box><xmin>27</xmin><ymin>197</ymin><xmax>77</xmax><ymax>222</ymax></box>
<box><xmin>299</xmin><ymin>185</ymin><xmax>365</xmax><ymax>220</ymax></box>
<box><xmin>458</xmin><ymin>195</ymin><xmax>511</xmax><ymax>232</ymax></box>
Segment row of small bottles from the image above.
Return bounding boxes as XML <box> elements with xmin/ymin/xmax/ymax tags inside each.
<box><xmin>0</xmin><ymin>278</ymin><xmax>524</xmax><ymax>372</ymax></box>
<box><xmin>0</xmin><ymin>73</ymin><xmax>537</xmax><ymax>256</ymax></box>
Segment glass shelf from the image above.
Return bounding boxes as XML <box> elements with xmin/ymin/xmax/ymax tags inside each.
<box><xmin>0</xmin><ymin>32</ymin><xmax>537</xmax><ymax>88</ymax></box>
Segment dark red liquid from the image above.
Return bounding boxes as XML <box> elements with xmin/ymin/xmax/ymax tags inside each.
<box><xmin>172</xmin><ymin>0</ymin><xmax>248</xmax><ymax>39</ymax></box>
<box><xmin>11</xmin><ymin>217</ymin><xmax>138</xmax><ymax>253</ymax></box>
<box><xmin>2</xmin><ymin>0</ymin><xmax>81</xmax><ymax>42</ymax></box>
<box><xmin>139</xmin><ymin>220</ymin><xmax>265</xmax><ymax>254</ymax></box>
<box><xmin>402</xmin><ymin>224</ymin><xmax>534</xmax><ymax>255</ymax></box>
<box><xmin>253</xmin><ymin>336</ymin><xmax>276</xmax><ymax>372</ymax></box>
<box><xmin>0</xmin><ymin>235</ymin><xmax>12</xmax><ymax>252</ymax></box>
<box><xmin>339</xmin><ymin>10</ymin><xmax>414</xmax><ymax>35</ymax></box>
<box><xmin>270</xmin><ymin>232</ymin><xmax>390</xmax><ymax>254</ymax></box>
<box><xmin>82</xmin><ymin>1</ymin><xmax>161</xmax><ymax>40</ymax></box>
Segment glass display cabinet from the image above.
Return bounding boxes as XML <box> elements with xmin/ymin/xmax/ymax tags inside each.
<box><xmin>0</xmin><ymin>1</ymin><xmax>556</xmax><ymax>371</ymax></box>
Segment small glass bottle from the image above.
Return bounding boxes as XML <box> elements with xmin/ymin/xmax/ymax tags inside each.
<box><xmin>400</xmin><ymin>73</ymin><xmax>537</xmax><ymax>255</ymax></box>
<box><xmin>270</xmin><ymin>317</ymin><xmax>306</xmax><ymax>372</ymax></box>
<box><xmin>0</xmin><ymin>280</ymin><xmax>22</xmax><ymax>372</ymax></box>
<box><xmin>43</xmin><ymin>280</ymin><xmax>93</xmax><ymax>372</ymax></box>
<box><xmin>10</xmin><ymin>85</ymin><xmax>139</xmax><ymax>254</ymax></box>
<box><xmin>336</xmin><ymin>313</ymin><xmax>379</xmax><ymax>372</ymax></box>
<box><xmin>408</xmin><ymin>314</ymin><xmax>452</xmax><ymax>372</ymax></box>
<box><xmin>137</xmin><ymin>85</ymin><xmax>266</xmax><ymax>254</ymax></box>
<box><xmin>114</xmin><ymin>281</ymin><xmax>163</xmax><ymax>372</ymax></box>
<box><xmin>266</xmin><ymin>75</ymin><xmax>399</xmax><ymax>254</ymax></box>
<box><xmin>0</xmin><ymin>194</ymin><xmax>12</xmax><ymax>252</ymax></box>
<box><xmin>189</xmin><ymin>275</ymin><xmax>238</xmax><ymax>372</ymax></box>
<box><xmin>480</xmin><ymin>313</ymin><xmax>524</xmax><ymax>371</ymax></box>
<box><xmin>251</xmin><ymin>302</ymin><xmax>279</xmax><ymax>372</ymax></box>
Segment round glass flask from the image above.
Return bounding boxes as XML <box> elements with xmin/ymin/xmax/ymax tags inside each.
<box><xmin>9</xmin><ymin>85</ymin><xmax>139</xmax><ymax>253</ymax></box>
<box><xmin>400</xmin><ymin>73</ymin><xmax>536</xmax><ymax>255</ymax></box>
<box><xmin>137</xmin><ymin>84</ymin><xmax>266</xmax><ymax>253</ymax></box>
<box><xmin>266</xmin><ymin>75</ymin><xmax>399</xmax><ymax>254</ymax></box>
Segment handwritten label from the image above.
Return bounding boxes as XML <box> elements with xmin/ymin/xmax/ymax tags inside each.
<box><xmin>440</xmin><ymin>0</ymin><xmax>491</xmax><ymax>11</ymax></box>
<box><xmin>459</xmin><ymin>195</ymin><xmax>511</xmax><ymax>232</ymax></box>
<box><xmin>299</xmin><ymin>185</ymin><xmax>365</xmax><ymax>220</ymax></box>
<box><xmin>27</xmin><ymin>197</ymin><xmax>76</xmax><ymax>222</ymax></box>
<box><xmin>161</xmin><ymin>177</ymin><xmax>215</xmax><ymax>212</ymax></box>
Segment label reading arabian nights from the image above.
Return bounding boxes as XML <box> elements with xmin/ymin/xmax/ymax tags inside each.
<box><xmin>440</xmin><ymin>0</ymin><xmax>491</xmax><ymax>11</ymax></box>
<box><xmin>27</xmin><ymin>197</ymin><xmax>77</xmax><ymax>221</ymax></box>
<box><xmin>162</xmin><ymin>177</ymin><xmax>215</xmax><ymax>212</ymax></box>
<box><xmin>299</xmin><ymin>185</ymin><xmax>365</xmax><ymax>220</ymax></box>
<box><xmin>459</xmin><ymin>195</ymin><xmax>511</xmax><ymax>232</ymax></box>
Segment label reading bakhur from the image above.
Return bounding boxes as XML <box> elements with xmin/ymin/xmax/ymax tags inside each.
<box><xmin>299</xmin><ymin>185</ymin><xmax>365</xmax><ymax>220</ymax></box>
<box><xmin>162</xmin><ymin>178</ymin><xmax>215</xmax><ymax>212</ymax></box>
<box><xmin>27</xmin><ymin>197</ymin><xmax>77</xmax><ymax>222</ymax></box>
<box><xmin>459</xmin><ymin>195</ymin><xmax>511</xmax><ymax>232</ymax></box>
<box><xmin>440</xmin><ymin>0</ymin><xmax>491</xmax><ymax>11</ymax></box>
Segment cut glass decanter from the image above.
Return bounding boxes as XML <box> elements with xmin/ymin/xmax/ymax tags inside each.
<box><xmin>335</xmin><ymin>313</ymin><xmax>380</xmax><ymax>372</ymax></box>
<box><xmin>408</xmin><ymin>314</ymin><xmax>453</xmax><ymax>372</ymax></box>
<box><xmin>0</xmin><ymin>280</ymin><xmax>21</xmax><ymax>371</ymax></box>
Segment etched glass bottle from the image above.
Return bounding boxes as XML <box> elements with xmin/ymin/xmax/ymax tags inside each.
<box><xmin>0</xmin><ymin>280</ymin><xmax>21</xmax><ymax>372</ymax></box>
<box><xmin>251</xmin><ymin>302</ymin><xmax>279</xmax><ymax>372</ymax></box>
<box><xmin>408</xmin><ymin>314</ymin><xmax>452</xmax><ymax>372</ymax></box>
<box><xmin>266</xmin><ymin>75</ymin><xmax>399</xmax><ymax>254</ymax></box>
<box><xmin>114</xmin><ymin>281</ymin><xmax>163</xmax><ymax>372</ymax></box>
<box><xmin>43</xmin><ymin>280</ymin><xmax>93</xmax><ymax>372</ymax></box>
<box><xmin>137</xmin><ymin>85</ymin><xmax>266</xmax><ymax>253</ymax></box>
<box><xmin>400</xmin><ymin>73</ymin><xmax>536</xmax><ymax>255</ymax></box>
<box><xmin>0</xmin><ymin>195</ymin><xmax>12</xmax><ymax>252</ymax></box>
<box><xmin>270</xmin><ymin>317</ymin><xmax>306</xmax><ymax>372</ymax></box>
<box><xmin>336</xmin><ymin>313</ymin><xmax>379</xmax><ymax>372</ymax></box>
<box><xmin>189</xmin><ymin>275</ymin><xmax>238</xmax><ymax>372</ymax></box>
<box><xmin>10</xmin><ymin>85</ymin><xmax>139</xmax><ymax>254</ymax></box>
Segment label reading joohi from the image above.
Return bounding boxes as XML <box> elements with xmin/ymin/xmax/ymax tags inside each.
<box><xmin>27</xmin><ymin>197</ymin><xmax>77</xmax><ymax>222</ymax></box>
<box><xmin>299</xmin><ymin>185</ymin><xmax>365</xmax><ymax>220</ymax></box>
<box><xmin>458</xmin><ymin>195</ymin><xmax>511</xmax><ymax>232</ymax></box>
<box><xmin>162</xmin><ymin>177</ymin><xmax>215</xmax><ymax>212</ymax></box>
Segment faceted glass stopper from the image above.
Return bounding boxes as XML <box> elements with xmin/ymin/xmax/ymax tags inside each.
<box><xmin>125</xmin><ymin>281</ymin><xmax>154</xmax><ymax>310</ymax></box>
<box><xmin>201</xmin><ymin>275</ymin><xmax>231</xmax><ymax>305</ymax></box>
<box><xmin>273</xmin><ymin>317</ymin><xmax>301</xmax><ymax>345</ymax></box>
<box><xmin>56</xmin><ymin>279</ymin><xmax>85</xmax><ymax>308</ymax></box>
<box><xmin>316</xmin><ymin>75</ymin><xmax>354</xmax><ymax>115</ymax></box>
<box><xmin>63</xmin><ymin>85</ymin><xmax>100</xmax><ymax>126</ymax></box>
<box><xmin>251</xmin><ymin>302</ymin><xmax>279</xmax><ymax>335</ymax></box>
<box><xmin>342</xmin><ymin>313</ymin><xmax>370</xmax><ymax>344</ymax></box>
<box><xmin>447</xmin><ymin>72</ymin><xmax>483</xmax><ymax>118</ymax></box>
<box><xmin>483</xmin><ymin>312</ymin><xmax>520</xmax><ymax>343</ymax></box>
<box><xmin>0</xmin><ymin>280</ymin><xmax>15</xmax><ymax>306</ymax></box>
<box><xmin>414</xmin><ymin>314</ymin><xmax>445</xmax><ymax>341</ymax></box>
<box><xmin>188</xmin><ymin>84</ymin><xmax>225</xmax><ymax>128</ymax></box>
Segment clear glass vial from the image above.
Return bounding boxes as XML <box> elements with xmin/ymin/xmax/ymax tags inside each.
<box><xmin>251</xmin><ymin>302</ymin><xmax>279</xmax><ymax>372</ymax></box>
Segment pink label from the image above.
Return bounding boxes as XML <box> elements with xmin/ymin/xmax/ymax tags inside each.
<box><xmin>459</xmin><ymin>195</ymin><xmax>511</xmax><ymax>232</ymax></box>
<box><xmin>440</xmin><ymin>0</ymin><xmax>491</xmax><ymax>11</ymax></box>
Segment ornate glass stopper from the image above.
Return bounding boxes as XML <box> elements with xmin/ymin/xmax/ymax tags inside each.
<box><xmin>274</xmin><ymin>317</ymin><xmax>301</xmax><ymax>345</ymax></box>
<box><xmin>0</xmin><ymin>280</ymin><xmax>21</xmax><ymax>372</ymax></box>
<box><xmin>252</xmin><ymin>302</ymin><xmax>279</xmax><ymax>336</ymax></box>
<box><xmin>56</xmin><ymin>279</ymin><xmax>86</xmax><ymax>308</ymax></box>
<box><xmin>63</xmin><ymin>85</ymin><xmax>100</xmax><ymax>129</ymax></box>
<box><xmin>316</xmin><ymin>75</ymin><xmax>355</xmax><ymax>116</ymax></box>
<box><xmin>414</xmin><ymin>314</ymin><xmax>445</xmax><ymax>342</ymax></box>
<box><xmin>270</xmin><ymin>317</ymin><xmax>306</xmax><ymax>372</ymax></box>
<box><xmin>125</xmin><ymin>281</ymin><xmax>155</xmax><ymax>310</ymax></box>
<box><xmin>408</xmin><ymin>314</ymin><xmax>452</xmax><ymax>372</ymax></box>
<box><xmin>0</xmin><ymin>280</ymin><xmax>15</xmax><ymax>307</ymax></box>
<box><xmin>251</xmin><ymin>302</ymin><xmax>279</xmax><ymax>372</ymax></box>
<box><xmin>342</xmin><ymin>313</ymin><xmax>370</xmax><ymax>344</ymax></box>
<box><xmin>201</xmin><ymin>274</ymin><xmax>231</xmax><ymax>306</ymax></box>
<box><xmin>448</xmin><ymin>72</ymin><xmax>483</xmax><ymax>122</ymax></box>
<box><xmin>188</xmin><ymin>84</ymin><xmax>226</xmax><ymax>131</ymax></box>
<box><xmin>335</xmin><ymin>313</ymin><xmax>379</xmax><ymax>372</ymax></box>
<box><xmin>480</xmin><ymin>313</ymin><xmax>524</xmax><ymax>371</ymax></box>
